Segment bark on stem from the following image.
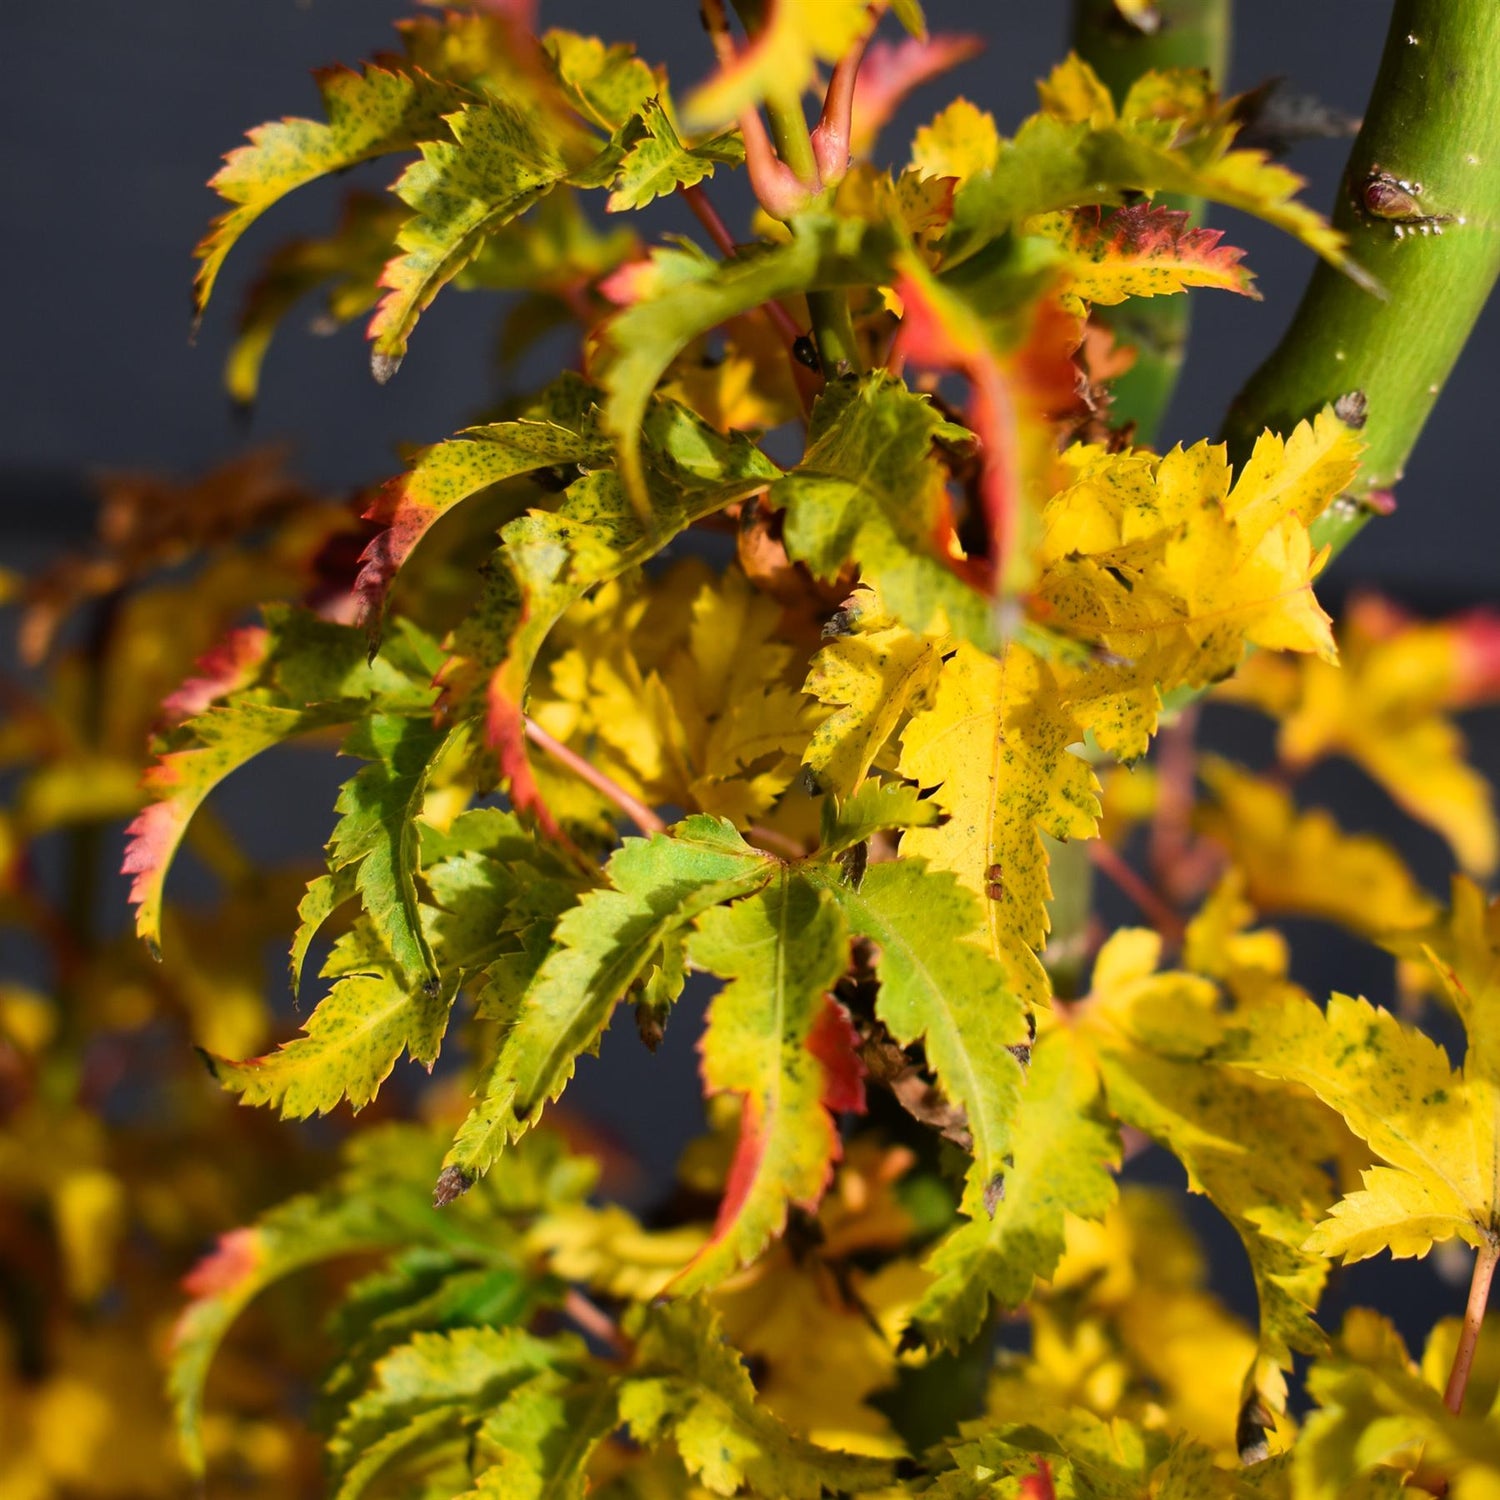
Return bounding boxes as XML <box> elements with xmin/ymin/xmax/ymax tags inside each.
<box><xmin>1072</xmin><ymin>0</ymin><xmax>1231</xmax><ymax>443</ymax></box>
<box><xmin>1444</xmin><ymin>1238</ymin><xmax>1499</xmax><ymax>1415</ymax></box>
<box><xmin>1223</xmin><ymin>0</ymin><xmax>1500</xmax><ymax>566</ymax></box>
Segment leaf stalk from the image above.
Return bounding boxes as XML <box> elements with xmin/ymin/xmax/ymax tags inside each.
<box><xmin>523</xmin><ymin>717</ymin><xmax>666</xmax><ymax>837</ymax></box>
<box><xmin>1444</xmin><ymin>1237</ymin><xmax>1499</xmax><ymax>1414</ymax></box>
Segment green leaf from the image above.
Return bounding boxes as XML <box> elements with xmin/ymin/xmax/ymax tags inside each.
<box><xmin>543</xmin><ymin>31</ymin><xmax>659</xmax><ymax>132</ymax></box>
<box><xmin>368</xmin><ymin>99</ymin><xmax>573</xmax><ymax>380</ymax></box>
<box><xmin>807</xmin><ymin>858</ymin><xmax>1032</xmax><ymax>1342</ymax></box>
<box><xmin>771</xmin><ymin>374</ymin><xmax>991</xmax><ymax>644</ymax></box>
<box><xmin>675</xmin><ymin>874</ymin><xmax>855</xmax><ymax>1290</ymax></box>
<box><xmin>912</xmin><ymin>1029</ymin><xmax>1119</xmax><ymax>1346</ymax></box>
<box><xmin>800</xmin><ymin>590</ymin><xmax>945</xmax><ymax>800</ymax></box>
<box><xmin>323</xmin><ymin>1249</ymin><xmax>539</xmax><ymax>1420</ymax></box>
<box><xmin>290</xmin><ymin>865</ymin><xmax>358</xmax><ymax>997</ymax></box>
<box><xmin>170</xmin><ymin>1124</ymin><xmax>502</xmax><ymax>1474</ymax></box>
<box><xmin>206</xmin><ymin>920</ymin><xmax>456</xmax><ymax>1118</ymax></box>
<box><xmin>440</xmin><ymin>818</ymin><xmax>778</xmax><ymax>1195</ymax></box>
<box><xmin>818</xmin><ymin>779</ymin><xmax>944</xmax><ymax>856</ymax></box>
<box><xmin>598</xmin><ymin>213</ymin><xmax>898</xmax><ymax>511</ymax></box>
<box><xmin>195</xmin><ymin>62</ymin><xmax>461</xmax><ymax>314</ymax></box>
<box><xmin>606</xmin><ymin>99</ymin><xmax>744</xmax><ymax>212</ymax></box>
<box><xmin>618</xmin><ymin>1299</ymin><xmax>894</xmax><ymax>1499</ymax></box>
<box><xmin>330</xmin><ymin>1327</ymin><xmax>583</xmax><ymax>1500</ymax></box>
<box><xmin>124</xmin><ymin>697</ymin><xmax>352</xmax><ymax>955</ymax></box>
<box><xmin>353</xmin><ymin>388</ymin><xmax>611</xmax><ymax>632</ymax></box>
<box><xmin>329</xmin><ymin>715</ymin><xmax>456</xmax><ymax>984</ymax></box>
<box><xmin>469</xmin><ymin>1377</ymin><xmax>620</xmax><ymax>1500</ymax></box>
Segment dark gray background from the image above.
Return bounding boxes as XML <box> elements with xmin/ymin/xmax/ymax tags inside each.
<box><xmin>3</xmin><ymin>2</ymin><xmax>1496</xmax><ymax>1360</ymax></box>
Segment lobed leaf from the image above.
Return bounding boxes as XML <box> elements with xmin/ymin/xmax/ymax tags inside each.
<box><xmin>675</xmin><ymin>875</ymin><xmax>858</xmax><ymax>1290</ymax></box>
<box><xmin>772</xmin><ymin>373</ymin><xmax>988</xmax><ymax>641</ymax></box>
<box><xmin>440</xmin><ymin>818</ymin><xmax>779</xmax><ymax>1194</ymax></box>
<box><xmin>914</xmin><ymin>1030</ymin><xmax>1119</xmax><ymax>1346</ymax></box>
<box><xmin>900</xmin><ymin>641</ymin><xmax>1100</xmax><ymax>1011</ymax></box>
<box><xmin>368</xmin><ymin>99</ymin><xmax>573</xmax><ymax>380</ymax></box>
<box><xmin>195</xmin><ymin>62</ymin><xmax>462</xmax><ymax>314</ymax></box>
<box><xmin>618</xmin><ymin>1299</ymin><xmax>894</xmax><ymax>1498</ymax></box>
<box><xmin>206</xmin><ymin>921</ymin><xmax>456</xmax><ymax>1119</ymax></box>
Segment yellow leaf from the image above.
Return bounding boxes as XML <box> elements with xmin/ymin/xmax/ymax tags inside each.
<box><xmin>538</xmin><ymin>565</ymin><xmax>818</xmax><ymax>825</ymax></box>
<box><xmin>1196</xmin><ymin>758</ymin><xmax>1439</xmax><ymax>940</ymax></box>
<box><xmin>800</xmin><ymin>591</ymin><xmax>944</xmax><ymax>798</ymax></box>
<box><xmin>53</xmin><ymin>1168</ymin><xmax>127</xmax><ymax>1304</ymax></box>
<box><xmin>1219</xmin><ymin>596</ymin><xmax>1500</xmax><ymax>875</ymax></box>
<box><xmin>1037</xmin><ymin>411</ymin><xmax>1360</xmax><ymax>758</ymax></box>
<box><xmin>1225</xmin><ymin>973</ymin><xmax>1500</xmax><ymax>1263</ymax></box>
<box><xmin>683</xmin><ymin>0</ymin><xmax>870</xmax><ymax>129</ymax></box>
<box><xmin>1067</xmin><ymin>931</ymin><xmax>1345</xmax><ymax>1391</ymax></box>
<box><xmin>1036</xmin><ymin>54</ymin><xmax>1118</xmax><ymax>127</ymax></box>
<box><xmin>899</xmin><ymin>641</ymin><xmax>1100</xmax><ymax>1009</ymax></box>
<box><xmin>910</xmin><ymin>98</ymin><xmax>1000</xmax><ymax>183</ymax></box>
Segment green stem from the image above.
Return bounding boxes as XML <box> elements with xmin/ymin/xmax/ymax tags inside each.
<box><xmin>1222</xmin><ymin>0</ymin><xmax>1500</xmax><ymax>563</ymax></box>
<box><xmin>759</xmin><ymin>86</ymin><xmax>863</xmax><ymax>375</ymax></box>
<box><xmin>1073</xmin><ymin>0</ymin><xmax>1232</xmax><ymax>443</ymax></box>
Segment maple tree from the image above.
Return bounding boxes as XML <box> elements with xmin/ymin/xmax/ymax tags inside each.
<box><xmin>6</xmin><ymin>0</ymin><xmax>1500</xmax><ymax>1495</ymax></box>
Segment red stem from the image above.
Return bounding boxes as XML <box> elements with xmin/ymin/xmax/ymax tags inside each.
<box><xmin>682</xmin><ymin>183</ymin><xmax>738</xmax><ymax>258</ymax></box>
<box><xmin>810</xmin><ymin>3</ymin><xmax>884</xmax><ymax>185</ymax></box>
<box><xmin>563</xmin><ymin>1287</ymin><xmax>631</xmax><ymax>1358</ymax></box>
<box><xmin>523</xmin><ymin>717</ymin><xmax>666</xmax><ymax>837</ymax></box>
<box><xmin>681</xmin><ymin>185</ymin><xmax>804</xmax><ymax>349</ymax></box>
<box><xmin>1149</xmin><ymin>703</ymin><xmax>1200</xmax><ymax>902</ymax></box>
<box><xmin>1444</xmin><ymin>1238</ymin><xmax>1499</xmax><ymax>1414</ymax></box>
<box><xmin>1087</xmin><ymin>840</ymin><xmax>1186</xmax><ymax>945</ymax></box>
<box><xmin>701</xmin><ymin>0</ymin><xmax>814</xmax><ymax>215</ymax></box>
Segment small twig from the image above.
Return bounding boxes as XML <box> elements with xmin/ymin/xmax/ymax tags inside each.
<box><xmin>563</xmin><ymin>1287</ymin><xmax>631</xmax><ymax>1358</ymax></box>
<box><xmin>523</xmin><ymin>717</ymin><xmax>666</xmax><ymax>836</ymax></box>
<box><xmin>700</xmin><ymin>0</ymin><xmax>813</xmax><ymax>216</ymax></box>
<box><xmin>1149</xmin><ymin>703</ymin><xmax>1200</xmax><ymax>902</ymax></box>
<box><xmin>1087</xmin><ymin>840</ymin><xmax>1186</xmax><ymax>945</ymax></box>
<box><xmin>681</xmin><ymin>184</ymin><xmax>806</xmax><ymax>352</ymax></box>
<box><xmin>746</xmin><ymin>823</ymin><xmax>806</xmax><ymax>860</ymax></box>
<box><xmin>1444</xmin><ymin>1237</ymin><xmax>1499</xmax><ymax>1413</ymax></box>
<box><xmin>811</xmin><ymin>3</ymin><xmax>885</xmax><ymax>185</ymax></box>
<box><xmin>681</xmin><ymin>183</ymin><xmax>739</xmax><ymax>257</ymax></box>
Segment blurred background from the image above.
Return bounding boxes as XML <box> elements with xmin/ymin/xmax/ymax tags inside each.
<box><xmin>2</xmin><ymin>0</ymin><xmax>1497</xmax><ymax>1385</ymax></box>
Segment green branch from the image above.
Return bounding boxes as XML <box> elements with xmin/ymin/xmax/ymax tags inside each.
<box><xmin>1222</xmin><ymin>0</ymin><xmax>1500</xmax><ymax>560</ymax></box>
<box><xmin>1072</xmin><ymin>0</ymin><xmax>1232</xmax><ymax>443</ymax></box>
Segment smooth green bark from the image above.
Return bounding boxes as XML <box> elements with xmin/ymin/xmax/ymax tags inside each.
<box><xmin>1223</xmin><ymin>0</ymin><xmax>1500</xmax><ymax>556</ymax></box>
<box><xmin>1073</xmin><ymin>0</ymin><xmax>1232</xmax><ymax>442</ymax></box>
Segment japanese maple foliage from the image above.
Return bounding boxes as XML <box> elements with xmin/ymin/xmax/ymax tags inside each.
<box><xmin>6</xmin><ymin>1</ymin><xmax>1500</xmax><ymax>1497</ymax></box>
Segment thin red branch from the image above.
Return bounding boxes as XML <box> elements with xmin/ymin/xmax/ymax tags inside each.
<box><xmin>1445</xmin><ymin>1238</ymin><xmax>1499</xmax><ymax>1413</ymax></box>
<box><xmin>682</xmin><ymin>183</ymin><xmax>739</xmax><ymax>258</ymax></box>
<box><xmin>747</xmin><ymin>824</ymin><xmax>805</xmax><ymax>861</ymax></box>
<box><xmin>523</xmin><ymin>717</ymin><xmax>666</xmax><ymax>837</ymax></box>
<box><xmin>681</xmin><ymin>185</ymin><xmax>804</xmax><ymax>349</ymax></box>
<box><xmin>1149</xmin><ymin>703</ymin><xmax>1201</xmax><ymax>903</ymax></box>
<box><xmin>1087</xmin><ymin>840</ymin><xmax>1186</xmax><ymax>945</ymax></box>
<box><xmin>811</xmin><ymin>3</ymin><xmax>885</xmax><ymax>185</ymax></box>
<box><xmin>701</xmin><ymin>0</ymin><xmax>815</xmax><ymax>213</ymax></box>
<box><xmin>563</xmin><ymin>1287</ymin><xmax>631</xmax><ymax>1358</ymax></box>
